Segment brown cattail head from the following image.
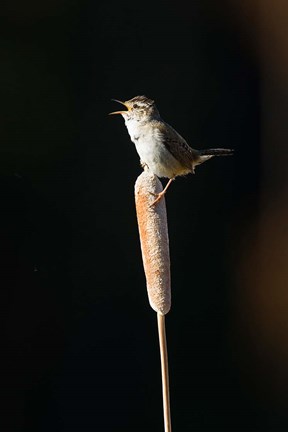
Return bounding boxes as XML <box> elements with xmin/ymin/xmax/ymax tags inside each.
<box><xmin>135</xmin><ymin>171</ymin><xmax>171</xmax><ymax>315</ymax></box>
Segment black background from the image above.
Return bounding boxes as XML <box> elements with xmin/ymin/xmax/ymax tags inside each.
<box><xmin>1</xmin><ymin>1</ymin><xmax>288</xmax><ymax>431</ymax></box>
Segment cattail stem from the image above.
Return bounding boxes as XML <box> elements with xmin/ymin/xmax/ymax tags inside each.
<box><xmin>157</xmin><ymin>313</ymin><xmax>172</xmax><ymax>432</ymax></box>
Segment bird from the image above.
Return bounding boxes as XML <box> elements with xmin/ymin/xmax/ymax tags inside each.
<box><xmin>110</xmin><ymin>95</ymin><xmax>233</xmax><ymax>204</ymax></box>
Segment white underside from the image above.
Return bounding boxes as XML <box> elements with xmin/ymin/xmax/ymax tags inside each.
<box><xmin>124</xmin><ymin>118</ymin><xmax>191</xmax><ymax>178</ymax></box>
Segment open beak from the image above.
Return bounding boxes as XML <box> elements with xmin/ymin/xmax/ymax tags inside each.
<box><xmin>109</xmin><ymin>99</ymin><xmax>130</xmax><ymax>115</ymax></box>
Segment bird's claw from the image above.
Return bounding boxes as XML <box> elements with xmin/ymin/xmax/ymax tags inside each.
<box><xmin>149</xmin><ymin>191</ymin><xmax>165</xmax><ymax>206</ymax></box>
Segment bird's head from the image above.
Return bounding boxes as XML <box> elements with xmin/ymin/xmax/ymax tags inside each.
<box><xmin>109</xmin><ymin>95</ymin><xmax>160</xmax><ymax>121</ymax></box>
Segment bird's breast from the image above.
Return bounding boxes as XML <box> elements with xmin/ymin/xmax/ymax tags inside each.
<box><xmin>125</xmin><ymin>121</ymin><xmax>186</xmax><ymax>178</ymax></box>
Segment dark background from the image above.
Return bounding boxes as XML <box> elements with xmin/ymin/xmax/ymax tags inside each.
<box><xmin>1</xmin><ymin>1</ymin><xmax>288</xmax><ymax>431</ymax></box>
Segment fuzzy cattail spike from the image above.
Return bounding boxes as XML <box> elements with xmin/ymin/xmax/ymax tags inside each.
<box><xmin>134</xmin><ymin>171</ymin><xmax>171</xmax><ymax>315</ymax></box>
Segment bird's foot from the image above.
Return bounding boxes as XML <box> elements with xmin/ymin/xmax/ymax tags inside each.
<box><xmin>149</xmin><ymin>191</ymin><xmax>166</xmax><ymax>206</ymax></box>
<box><xmin>148</xmin><ymin>178</ymin><xmax>174</xmax><ymax>206</ymax></box>
<box><xmin>140</xmin><ymin>160</ymin><xmax>149</xmax><ymax>171</ymax></box>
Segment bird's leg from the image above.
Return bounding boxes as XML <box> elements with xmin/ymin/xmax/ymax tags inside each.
<box><xmin>150</xmin><ymin>178</ymin><xmax>174</xmax><ymax>206</ymax></box>
<box><xmin>140</xmin><ymin>160</ymin><xmax>149</xmax><ymax>170</ymax></box>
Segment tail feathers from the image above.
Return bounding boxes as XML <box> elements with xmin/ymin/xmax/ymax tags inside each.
<box><xmin>195</xmin><ymin>148</ymin><xmax>233</xmax><ymax>166</ymax></box>
<box><xmin>198</xmin><ymin>148</ymin><xmax>234</xmax><ymax>157</ymax></box>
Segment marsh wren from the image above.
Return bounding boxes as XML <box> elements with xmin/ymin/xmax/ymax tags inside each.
<box><xmin>110</xmin><ymin>95</ymin><xmax>233</xmax><ymax>204</ymax></box>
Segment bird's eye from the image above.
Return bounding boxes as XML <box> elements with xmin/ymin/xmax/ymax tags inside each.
<box><xmin>133</xmin><ymin>103</ymin><xmax>139</xmax><ymax>109</ymax></box>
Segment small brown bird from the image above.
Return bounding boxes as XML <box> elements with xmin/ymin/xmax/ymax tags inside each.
<box><xmin>110</xmin><ymin>95</ymin><xmax>233</xmax><ymax>204</ymax></box>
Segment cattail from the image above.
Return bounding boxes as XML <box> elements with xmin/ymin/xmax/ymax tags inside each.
<box><xmin>134</xmin><ymin>171</ymin><xmax>171</xmax><ymax>315</ymax></box>
<box><xmin>135</xmin><ymin>170</ymin><xmax>172</xmax><ymax>432</ymax></box>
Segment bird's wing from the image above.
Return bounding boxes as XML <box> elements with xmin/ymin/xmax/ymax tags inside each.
<box><xmin>155</xmin><ymin>120</ymin><xmax>199</xmax><ymax>170</ymax></box>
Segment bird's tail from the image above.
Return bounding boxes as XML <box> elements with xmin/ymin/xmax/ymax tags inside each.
<box><xmin>199</xmin><ymin>148</ymin><xmax>234</xmax><ymax>157</ymax></box>
<box><xmin>196</xmin><ymin>148</ymin><xmax>234</xmax><ymax>165</ymax></box>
